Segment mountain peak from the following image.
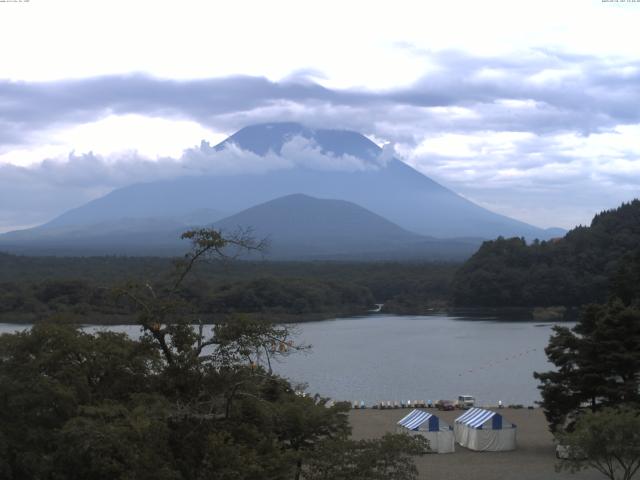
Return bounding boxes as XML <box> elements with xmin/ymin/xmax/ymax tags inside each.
<box><xmin>218</xmin><ymin>122</ymin><xmax>383</xmax><ymax>162</ymax></box>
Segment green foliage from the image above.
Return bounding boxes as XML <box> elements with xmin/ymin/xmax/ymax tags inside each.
<box><xmin>611</xmin><ymin>248</ymin><xmax>640</xmax><ymax>308</ymax></box>
<box><xmin>557</xmin><ymin>407</ymin><xmax>640</xmax><ymax>480</ymax></box>
<box><xmin>0</xmin><ymin>229</ymin><xmax>426</xmax><ymax>479</ymax></box>
<box><xmin>0</xmin><ymin>254</ymin><xmax>458</xmax><ymax>323</ymax></box>
<box><xmin>197</xmin><ymin>430</ymin><xmax>290</xmax><ymax>480</ymax></box>
<box><xmin>535</xmin><ymin>301</ymin><xmax>640</xmax><ymax>431</ymax></box>
<box><xmin>208</xmin><ymin>276</ymin><xmax>374</xmax><ymax>315</ymax></box>
<box><xmin>534</xmin><ymin>214</ymin><xmax>640</xmax><ymax>436</ymax></box>
<box><xmin>52</xmin><ymin>397</ymin><xmax>180</xmax><ymax>480</ymax></box>
<box><xmin>0</xmin><ymin>323</ymin><xmax>160</xmax><ymax>479</ymax></box>
<box><xmin>452</xmin><ymin>200</ymin><xmax>640</xmax><ymax>307</ymax></box>
<box><xmin>0</xmin><ymin>309</ymin><xmax>335</xmax><ymax>479</ymax></box>
<box><xmin>304</xmin><ymin>434</ymin><xmax>428</xmax><ymax>480</ymax></box>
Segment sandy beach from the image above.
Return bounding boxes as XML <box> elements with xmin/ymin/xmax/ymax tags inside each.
<box><xmin>349</xmin><ymin>408</ymin><xmax>603</xmax><ymax>480</ymax></box>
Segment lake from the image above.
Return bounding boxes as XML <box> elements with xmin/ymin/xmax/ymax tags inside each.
<box><xmin>0</xmin><ymin>314</ymin><xmax>565</xmax><ymax>406</ymax></box>
<box><xmin>273</xmin><ymin>314</ymin><xmax>565</xmax><ymax>406</ymax></box>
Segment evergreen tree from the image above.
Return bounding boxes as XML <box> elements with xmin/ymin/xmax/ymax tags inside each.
<box><xmin>535</xmin><ymin>300</ymin><xmax>640</xmax><ymax>432</ymax></box>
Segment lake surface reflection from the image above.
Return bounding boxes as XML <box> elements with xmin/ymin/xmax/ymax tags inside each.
<box><xmin>0</xmin><ymin>314</ymin><xmax>565</xmax><ymax>406</ymax></box>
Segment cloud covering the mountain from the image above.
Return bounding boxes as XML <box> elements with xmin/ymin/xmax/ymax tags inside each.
<box><xmin>0</xmin><ymin>136</ymin><xmax>390</xmax><ymax>232</ymax></box>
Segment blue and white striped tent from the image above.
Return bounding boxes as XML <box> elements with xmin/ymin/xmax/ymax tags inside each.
<box><xmin>454</xmin><ymin>408</ymin><xmax>516</xmax><ymax>451</ymax></box>
<box><xmin>396</xmin><ymin>409</ymin><xmax>455</xmax><ymax>453</ymax></box>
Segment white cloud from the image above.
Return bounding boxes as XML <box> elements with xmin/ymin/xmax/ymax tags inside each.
<box><xmin>0</xmin><ymin>136</ymin><xmax>386</xmax><ymax>232</ymax></box>
<box><xmin>402</xmin><ymin>124</ymin><xmax>640</xmax><ymax>228</ymax></box>
<box><xmin>495</xmin><ymin>99</ymin><xmax>539</xmax><ymax>109</ymax></box>
<box><xmin>280</xmin><ymin>136</ymin><xmax>373</xmax><ymax>171</ymax></box>
<box><xmin>527</xmin><ymin>68</ymin><xmax>583</xmax><ymax>85</ymax></box>
<box><xmin>182</xmin><ymin>135</ymin><xmax>381</xmax><ymax>175</ymax></box>
<box><xmin>0</xmin><ymin>115</ymin><xmax>226</xmax><ymax>167</ymax></box>
<box><xmin>59</xmin><ymin>115</ymin><xmax>225</xmax><ymax>160</ymax></box>
<box><xmin>377</xmin><ymin>143</ymin><xmax>397</xmax><ymax>167</ymax></box>
<box><xmin>409</xmin><ymin>131</ymin><xmax>535</xmax><ymax>161</ymax></box>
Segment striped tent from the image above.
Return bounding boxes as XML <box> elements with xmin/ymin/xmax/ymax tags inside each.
<box><xmin>396</xmin><ymin>409</ymin><xmax>455</xmax><ymax>453</ymax></box>
<box><xmin>454</xmin><ymin>408</ymin><xmax>516</xmax><ymax>451</ymax></box>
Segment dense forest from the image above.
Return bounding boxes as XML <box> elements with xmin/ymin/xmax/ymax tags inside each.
<box><xmin>2</xmin><ymin>199</ymin><xmax>639</xmax><ymax>323</ymax></box>
<box><xmin>0</xmin><ymin>254</ymin><xmax>457</xmax><ymax>323</ymax></box>
<box><xmin>452</xmin><ymin>200</ymin><xmax>640</xmax><ymax>308</ymax></box>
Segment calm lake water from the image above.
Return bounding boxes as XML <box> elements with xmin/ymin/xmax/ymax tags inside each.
<box><xmin>0</xmin><ymin>314</ymin><xmax>566</xmax><ymax>406</ymax></box>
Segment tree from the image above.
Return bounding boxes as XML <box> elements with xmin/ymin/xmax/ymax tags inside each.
<box><xmin>1</xmin><ymin>228</ymin><xmax>428</xmax><ymax>479</ymax></box>
<box><xmin>0</xmin><ymin>322</ymin><xmax>161</xmax><ymax>479</ymax></box>
<box><xmin>0</xmin><ymin>229</ymin><xmax>432</xmax><ymax>479</ymax></box>
<box><xmin>452</xmin><ymin>200</ymin><xmax>640</xmax><ymax>308</ymax></box>
<box><xmin>272</xmin><ymin>394</ymin><xmax>351</xmax><ymax>480</ymax></box>
<box><xmin>557</xmin><ymin>407</ymin><xmax>640</xmax><ymax>480</ymax></box>
<box><xmin>303</xmin><ymin>434</ymin><xmax>428</xmax><ymax>480</ymax></box>
<box><xmin>610</xmin><ymin>248</ymin><xmax>640</xmax><ymax>307</ymax></box>
<box><xmin>111</xmin><ymin>228</ymin><xmax>340</xmax><ymax>479</ymax></box>
<box><xmin>534</xmin><ymin>300</ymin><xmax>640</xmax><ymax>432</ymax></box>
<box><xmin>52</xmin><ymin>396</ymin><xmax>180</xmax><ymax>480</ymax></box>
<box><xmin>117</xmin><ymin>227</ymin><xmax>270</xmax><ymax>370</ymax></box>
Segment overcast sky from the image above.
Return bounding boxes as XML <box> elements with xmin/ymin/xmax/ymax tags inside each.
<box><xmin>1</xmin><ymin>0</ymin><xmax>639</xmax><ymax>232</ymax></box>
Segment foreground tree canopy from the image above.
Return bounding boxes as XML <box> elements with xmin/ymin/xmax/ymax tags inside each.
<box><xmin>0</xmin><ymin>229</ymin><xmax>425</xmax><ymax>480</ymax></box>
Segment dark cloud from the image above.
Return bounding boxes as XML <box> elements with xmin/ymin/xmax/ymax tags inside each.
<box><xmin>1</xmin><ymin>49</ymin><xmax>639</xmax><ymax>148</ymax></box>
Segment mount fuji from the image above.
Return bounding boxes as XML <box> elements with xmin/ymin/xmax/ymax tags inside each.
<box><xmin>0</xmin><ymin>123</ymin><xmax>563</xmax><ymax>258</ymax></box>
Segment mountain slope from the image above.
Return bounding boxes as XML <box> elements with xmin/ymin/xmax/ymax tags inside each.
<box><xmin>0</xmin><ymin>122</ymin><xmax>562</xmax><ymax>256</ymax></box>
<box><xmin>0</xmin><ymin>194</ymin><xmax>481</xmax><ymax>259</ymax></box>
<box><xmin>0</xmin><ymin>210</ymin><xmax>226</xmax><ymax>256</ymax></box>
<box><xmin>214</xmin><ymin>193</ymin><xmax>422</xmax><ymax>248</ymax></box>
<box><xmin>212</xmin><ymin>193</ymin><xmax>479</xmax><ymax>259</ymax></box>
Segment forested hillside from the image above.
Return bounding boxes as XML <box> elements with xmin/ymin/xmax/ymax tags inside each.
<box><xmin>452</xmin><ymin>200</ymin><xmax>640</xmax><ymax>307</ymax></box>
<box><xmin>0</xmin><ymin>255</ymin><xmax>457</xmax><ymax>323</ymax></box>
<box><xmin>4</xmin><ymin>199</ymin><xmax>638</xmax><ymax>318</ymax></box>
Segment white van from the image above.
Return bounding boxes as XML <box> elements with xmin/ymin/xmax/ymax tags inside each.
<box><xmin>457</xmin><ymin>395</ymin><xmax>475</xmax><ymax>409</ymax></box>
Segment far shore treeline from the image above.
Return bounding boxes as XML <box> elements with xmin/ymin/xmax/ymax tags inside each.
<box><xmin>0</xmin><ymin>199</ymin><xmax>639</xmax><ymax>325</ymax></box>
<box><xmin>0</xmin><ymin>257</ymin><xmax>455</xmax><ymax>324</ymax></box>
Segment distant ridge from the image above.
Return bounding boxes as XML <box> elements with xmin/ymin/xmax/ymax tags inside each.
<box><xmin>212</xmin><ymin>194</ymin><xmax>481</xmax><ymax>260</ymax></box>
<box><xmin>0</xmin><ymin>194</ymin><xmax>482</xmax><ymax>260</ymax></box>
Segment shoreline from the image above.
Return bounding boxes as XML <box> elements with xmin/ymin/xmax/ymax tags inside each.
<box><xmin>0</xmin><ymin>306</ymin><xmax>583</xmax><ymax>326</ymax></box>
